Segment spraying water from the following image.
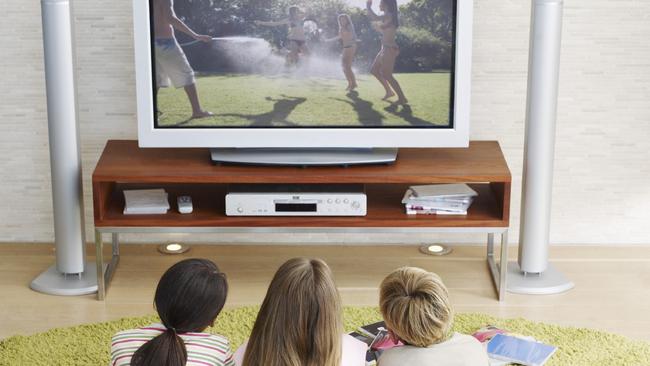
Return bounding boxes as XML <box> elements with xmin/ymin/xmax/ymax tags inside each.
<box><xmin>196</xmin><ymin>36</ymin><xmax>348</xmax><ymax>78</ymax></box>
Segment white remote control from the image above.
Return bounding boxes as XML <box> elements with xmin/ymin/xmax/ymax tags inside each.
<box><xmin>177</xmin><ymin>195</ymin><xmax>193</xmax><ymax>214</ymax></box>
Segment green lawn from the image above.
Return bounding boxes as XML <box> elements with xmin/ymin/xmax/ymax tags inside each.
<box><xmin>157</xmin><ymin>72</ymin><xmax>451</xmax><ymax>127</ymax></box>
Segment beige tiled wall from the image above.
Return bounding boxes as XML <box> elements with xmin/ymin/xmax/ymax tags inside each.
<box><xmin>1</xmin><ymin>0</ymin><xmax>649</xmax><ymax>244</ymax></box>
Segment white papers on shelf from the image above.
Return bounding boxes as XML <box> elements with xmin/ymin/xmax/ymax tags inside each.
<box><xmin>405</xmin><ymin>207</ymin><xmax>468</xmax><ymax>215</ymax></box>
<box><xmin>123</xmin><ymin>189</ymin><xmax>170</xmax><ymax>215</ymax></box>
<box><xmin>408</xmin><ymin>183</ymin><xmax>478</xmax><ymax>199</ymax></box>
<box><xmin>403</xmin><ymin>184</ymin><xmax>477</xmax><ymax>215</ymax></box>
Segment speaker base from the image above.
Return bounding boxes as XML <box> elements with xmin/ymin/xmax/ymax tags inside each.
<box><xmin>506</xmin><ymin>262</ymin><xmax>574</xmax><ymax>295</ymax></box>
<box><xmin>30</xmin><ymin>262</ymin><xmax>102</xmax><ymax>296</ymax></box>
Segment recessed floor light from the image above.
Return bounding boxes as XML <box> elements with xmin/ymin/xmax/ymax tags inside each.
<box><xmin>158</xmin><ymin>243</ymin><xmax>190</xmax><ymax>255</ymax></box>
<box><xmin>419</xmin><ymin>244</ymin><xmax>452</xmax><ymax>256</ymax></box>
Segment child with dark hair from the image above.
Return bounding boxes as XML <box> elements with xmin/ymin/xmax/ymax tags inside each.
<box><xmin>366</xmin><ymin>0</ymin><xmax>408</xmax><ymax>105</ymax></box>
<box><xmin>110</xmin><ymin>258</ymin><xmax>233</xmax><ymax>366</ymax></box>
<box><xmin>255</xmin><ymin>6</ymin><xmax>310</xmax><ymax>66</ymax></box>
<box><xmin>153</xmin><ymin>0</ymin><xmax>214</xmax><ymax>119</ymax></box>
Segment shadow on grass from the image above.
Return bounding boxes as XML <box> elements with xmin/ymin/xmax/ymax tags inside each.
<box><xmin>306</xmin><ymin>79</ymin><xmax>338</xmax><ymax>90</ymax></box>
<box><xmin>215</xmin><ymin>95</ymin><xmax>306</xmax><ymax>126</ymax></box>
<box><xmin>383</xmin><ymin>103</ymin><xmax>433</xmax><ymax>127</ymax></box>
<box><xmin>331</xmin><ymin>91</ymin><xmax>384</xmax><ymax>127</ymax></box>
<box><xmin>173</xmin><ymin>115</ymin><xmax>197</xmax><ymax>126</ymax></box>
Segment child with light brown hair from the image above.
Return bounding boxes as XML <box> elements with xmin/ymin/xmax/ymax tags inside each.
<box><xmin>234</xmin><ymin>257</ymin><xmax>367</xmax><ymax>366</ymax></box>
<box><xmin>378</xmin><ymin>267</ymin><xmax>489</xmax><ymax>366</ymax></box>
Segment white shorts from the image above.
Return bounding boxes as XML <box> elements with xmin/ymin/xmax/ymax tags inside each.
<box><xmin>155</xmin><ymin>39</ymin><xmax>195</xmax><ymax>88</ymax></box>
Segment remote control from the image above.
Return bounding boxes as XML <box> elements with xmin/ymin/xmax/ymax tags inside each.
<box><xmin>177</xmin><ymin>195</ymin><xmax>193</xmax><ymax>214</ymax></box>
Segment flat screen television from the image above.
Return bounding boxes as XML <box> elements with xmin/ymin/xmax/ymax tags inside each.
<box><xmin>132</xmin><ymin>0</ymin><xmax>472</xmax><ymax>164</ymax></box>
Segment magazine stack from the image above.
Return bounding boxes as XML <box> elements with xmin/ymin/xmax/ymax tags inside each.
<box><xmin>123</xmin><ymin>188</ymin><xmax>170</xmax><ymax>215</ymax></box>
<box><xmin>402</xmin><ymin>183</ymin><xmax>478</xmax><ymax>215</ymax></box>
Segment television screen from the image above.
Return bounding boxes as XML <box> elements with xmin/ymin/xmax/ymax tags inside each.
<box><xmin>149</xmin><ymin>0</ymin><xmax>456</xmax><ymax>129</ymax></box>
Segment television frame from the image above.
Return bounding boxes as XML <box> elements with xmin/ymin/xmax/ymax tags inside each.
<box><xmin>132</xmin><ymin>0</ymin><xmax>472</xmax><ymax>148</ymax></box>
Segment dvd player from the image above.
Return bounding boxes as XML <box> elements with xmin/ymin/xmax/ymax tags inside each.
<box><xmin>225</xmin><ymin>184</ymin><xmax>367</xmax><ymax>216</ymax></box>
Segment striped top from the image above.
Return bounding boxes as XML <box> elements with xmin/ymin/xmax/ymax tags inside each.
<box><xmin>111</xmin><ymin>323</ymin><xmax>235</xmax><ymax>366</ymax></box>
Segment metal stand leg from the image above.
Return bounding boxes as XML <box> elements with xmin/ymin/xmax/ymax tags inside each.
<box><xmin>499</xmin><ymin>231</ymin><xmax>508</xmax><ymax>300</ymax></box>
<box><xmin>487</xmin><ymin>231</ymin><xmax>508</xmax><ymax>301</ymax></box>
<box><xmin>112</xmin><ymin>233</ymin><xmax>120</xmax><ymax>256</ymax></box>
<box><xmin>95</xmin><ymin>230</ymin><xmax>105</xmax><ymax>300</ymax></box>
<box><xmin>487</xmin><ymin>233</ymin><xmax>494</xmax><ymax>258</ymax></box>
<box><xmin>95</xmin><ymin>230</ymin><xmax>121</xmax><ymax>301</ymax></box>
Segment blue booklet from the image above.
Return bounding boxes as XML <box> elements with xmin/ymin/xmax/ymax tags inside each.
<box><xmin>487</xmin><ymin>333</ymin><xmax>557</xmax><ymax>366</ymax></box>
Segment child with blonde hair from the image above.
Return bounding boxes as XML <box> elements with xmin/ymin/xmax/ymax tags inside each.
<box><xmin>234</xmin><ymin>257</ymin><xmax>367</xmax><ymax>366</ymax></box>
<box><xmin>324</xmin><ymin>14</ymin><xmax>358</xmax><ymax>91</ymax></box>
<box><xmin>378</xmin><ymin>267</ymin><xmax>489</xmax><ymax>365</ymax></box>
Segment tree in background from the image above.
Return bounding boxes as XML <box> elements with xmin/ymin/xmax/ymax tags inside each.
<box><xmin>171</xmin><ymin>0</ymin><xmax>454</xmax><ymax>73</ymax></box>
<box><xmin>397</xmin><ymin>0</ymin><xmax>453</xmax><ymax>71</ymax></box>
<box><xmin>400</xmin><ymin>0</ymin><xmax>454</xmax><ymax>44</ymax></box>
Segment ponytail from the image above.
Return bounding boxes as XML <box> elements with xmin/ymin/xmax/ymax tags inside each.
<box><xmin>131</xmin><ymin>328</ymin><xmax>187</xmax><ymax>366</ymax></box>
<box><xmin>130</xmin><ymin>258</ymin><xmax>228</xmax><ymax>366</ymax></box>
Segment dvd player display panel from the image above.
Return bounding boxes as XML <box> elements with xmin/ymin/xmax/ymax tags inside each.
<box><xmin>225</xmin><ymin>184</ymin><xmax>367</xmax><ymax>217</ymax></box>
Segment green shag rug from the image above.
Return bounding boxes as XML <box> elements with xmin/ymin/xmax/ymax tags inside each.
<box><xmin>1</xmin><ymin>306</ymin><xmax>649</xmax><ymax>365</ymax></box>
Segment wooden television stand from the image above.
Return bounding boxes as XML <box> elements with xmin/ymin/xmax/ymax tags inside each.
<box><xmin>92</xmin><ymin>140</ymin><xmax>511</xmax><ymax>301</ymax></box>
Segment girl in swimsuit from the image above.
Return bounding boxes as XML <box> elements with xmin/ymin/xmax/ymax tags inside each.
<box><xmin>255</xmin><ymin>6</ymin><xmax>309</xmax><ymax>66</ymax></box>
<box><xmin>324</xmin><ymin>14</ymin><xmax>358</xmax><ymax>91</ymax></box>
<box><xmin>366</xmin><ymin>0</ymin><xmax>408</xmax><ymax>104</ymax></box>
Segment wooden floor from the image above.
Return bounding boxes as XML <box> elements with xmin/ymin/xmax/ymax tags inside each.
<box><xmin>1</xmin><ymin>243</ymin><xmax>649</xmax><ymax>341</ymax></box>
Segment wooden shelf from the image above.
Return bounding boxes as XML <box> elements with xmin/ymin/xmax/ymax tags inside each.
<box><xmin>97</xmin><ymin>183</ymin><xmax>505</xmax><ymax>228</ymax></box>
<box><xmin>92</xmin><ymin>140</ymin><xmax>511</xmax><ymax>229</ymax></box>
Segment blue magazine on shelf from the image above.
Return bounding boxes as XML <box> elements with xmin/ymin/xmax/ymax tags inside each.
<box><xmin>487</xmin><ymin>334</ymin><xmax>557</xmax><ymax>366</ymax></box>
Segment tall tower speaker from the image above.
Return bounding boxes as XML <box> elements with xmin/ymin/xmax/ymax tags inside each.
<box><xmin>507</xmin><ymin>0</ymin><xmax>574</xmax><ymax>295</ymax></box>
<box><xmin>30</xmin><ymin>0</ymin><xmax>98</xmax><ymax>295</ymax></box>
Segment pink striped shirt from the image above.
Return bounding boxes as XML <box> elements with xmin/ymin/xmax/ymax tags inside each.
<box><xmin>111</xmin><ymin>323</ymin><xmax>235</xmax><ymax>366</ymax></box>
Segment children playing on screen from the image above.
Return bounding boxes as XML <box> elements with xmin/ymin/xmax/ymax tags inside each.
<box><xmin>366</xmin><ymin>0</ymin><xmax>408</xmax><ymax>105</ymax></box>
<box><xmin>234</xmin><ymin>257</ymin><xmax>367</xmax><ymax>366</ymax></box>
<box><xmin>323</xmin><ymin>14</ymin><xmax>359</xmax><ymax>91</ymax></box>
<box><xmin>110</xmin><ymin>258</ymin><xmax>234</xmax><ymax>366</ymax></box>
<box><xmin>377</xmin><ymin>267</ymin><xmax>489</xmax><ymax>366</ymax></box>
<box><xmin>152</xmin><ymin>0</ymin><xmax>213</xmax><ymax>119</ymax></box>
<box><xmin>255</xmin><ymin>6</ymin><xmax>310</xmax><ymax>66</ymax></box>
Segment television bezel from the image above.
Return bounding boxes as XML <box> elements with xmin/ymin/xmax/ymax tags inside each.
<box><xmin>133</xmin><ymin>0</ymin><xmax>472</xmax><ymax>148</ymax></box>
